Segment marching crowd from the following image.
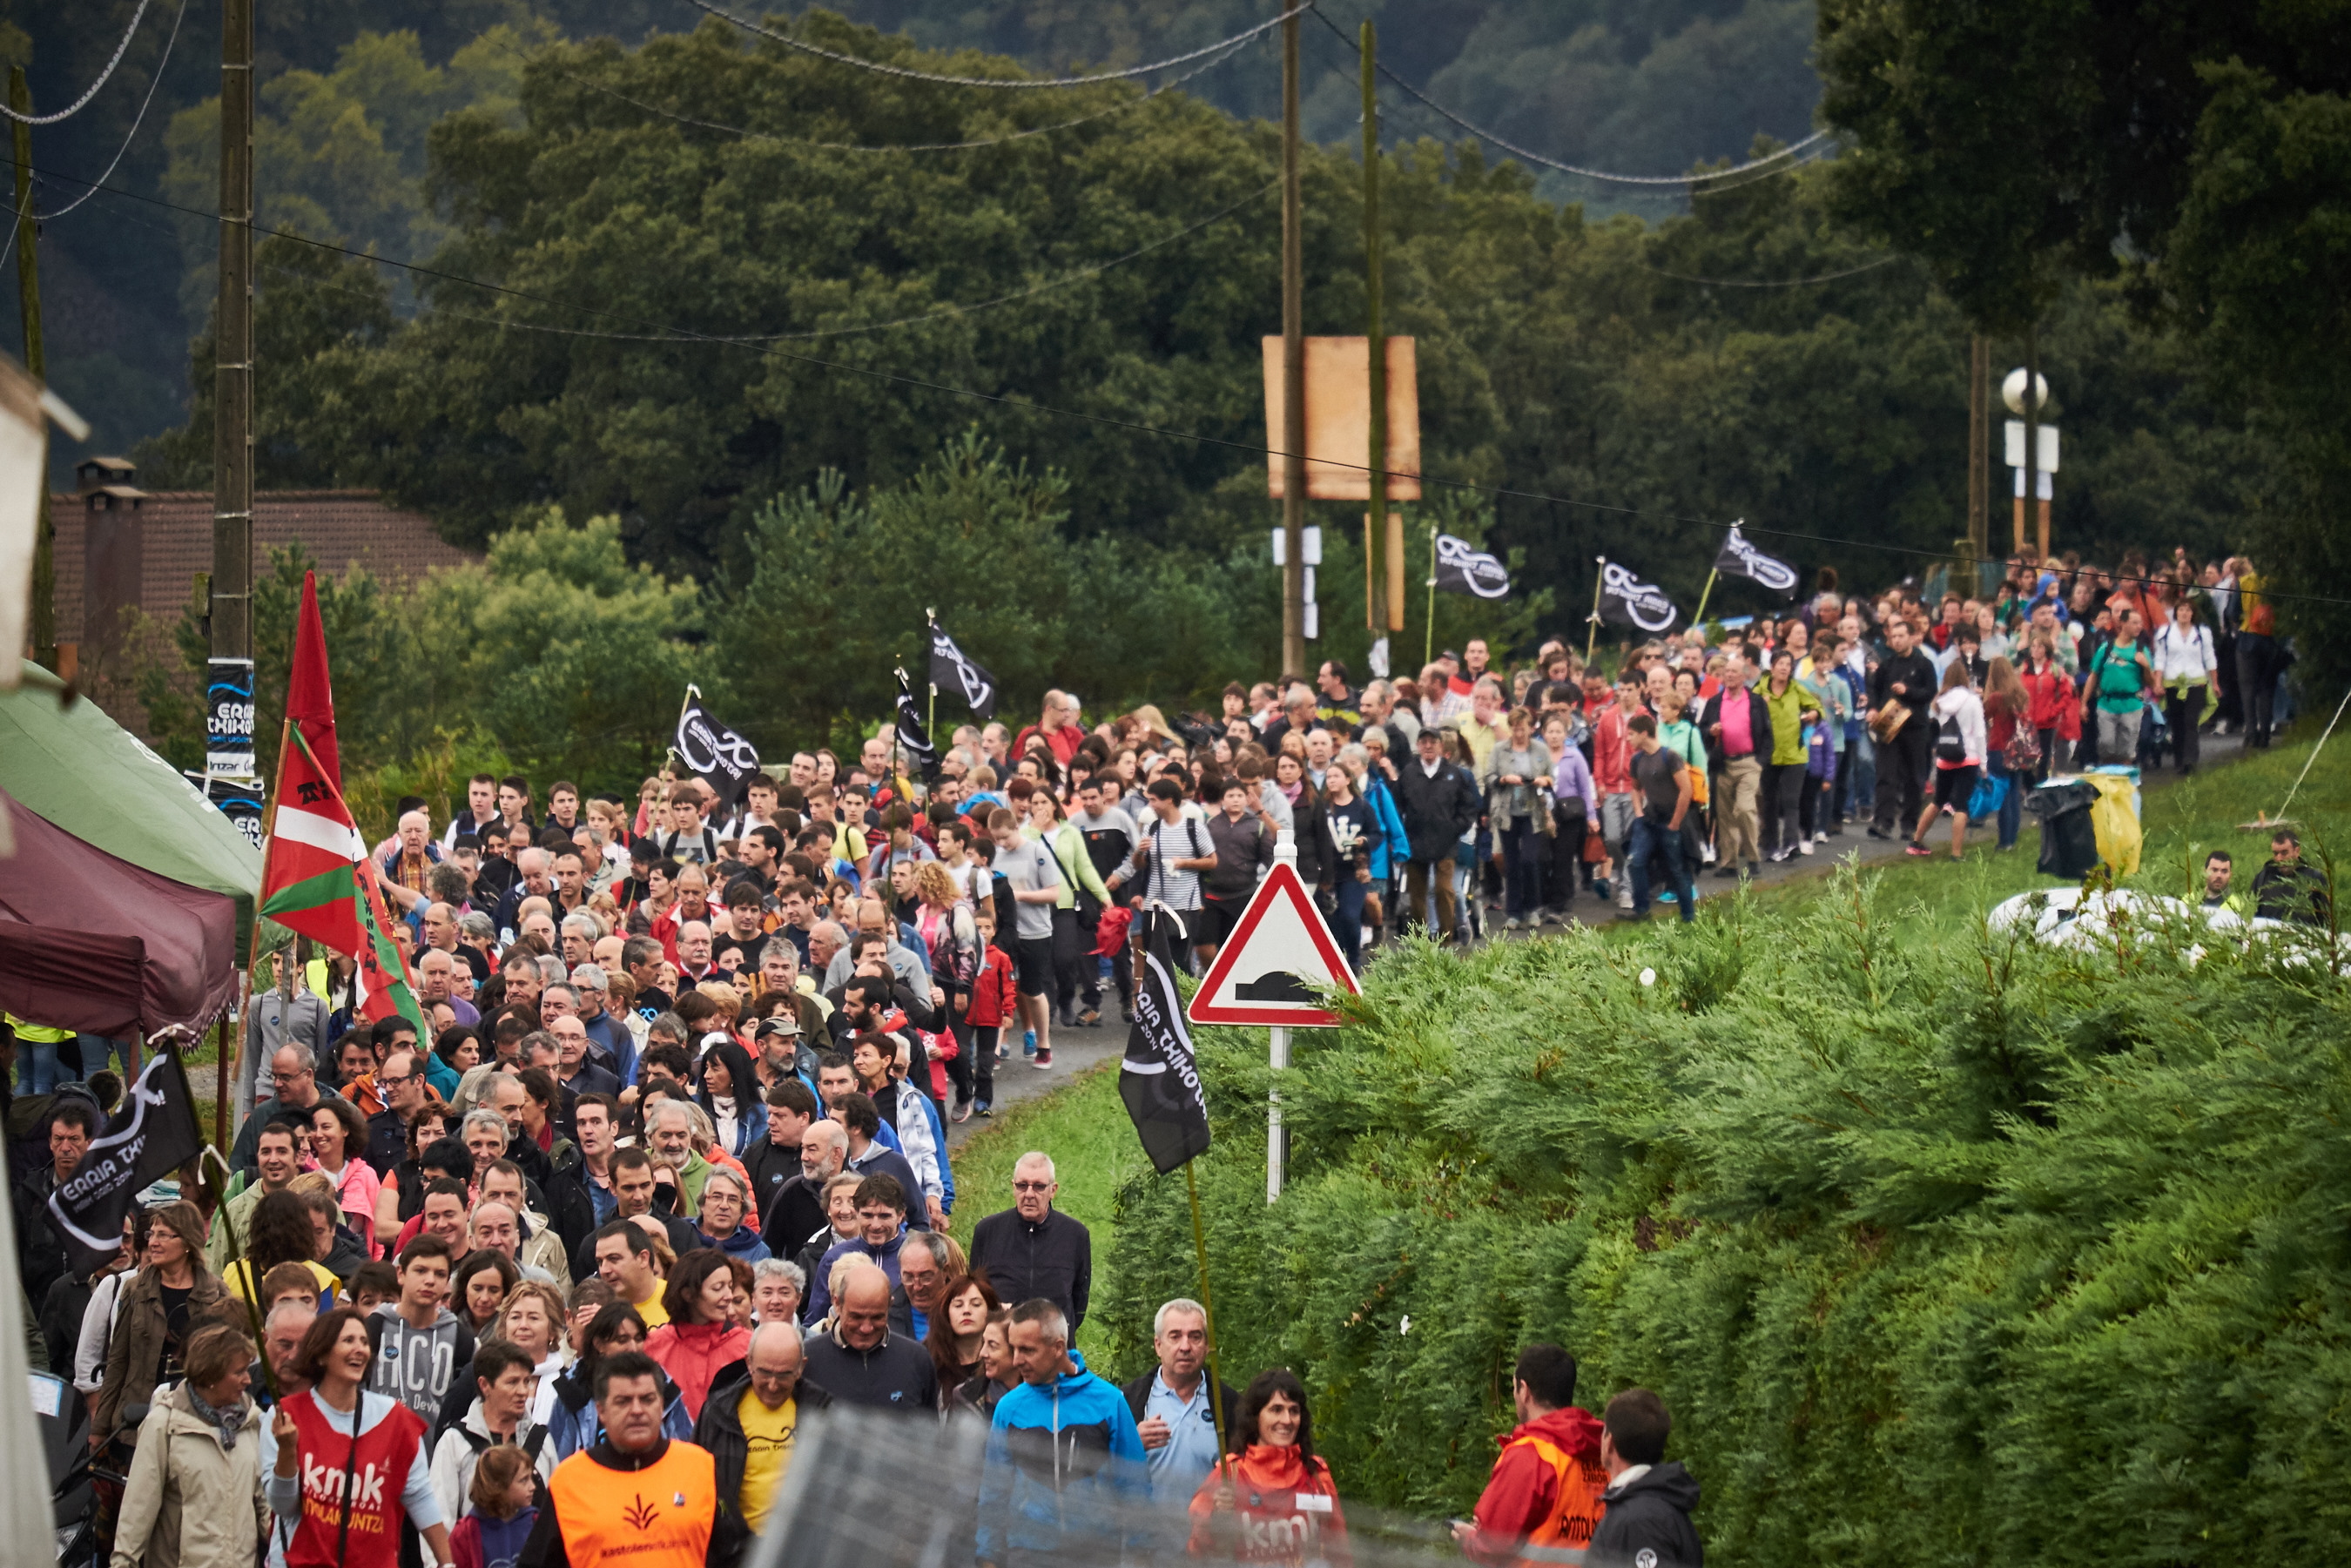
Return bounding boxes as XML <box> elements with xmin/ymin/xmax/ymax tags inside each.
<box><xmin>3</xmin><ymin>541</ymin><xmax>2309</xmax><ymax>1568</ymax></box>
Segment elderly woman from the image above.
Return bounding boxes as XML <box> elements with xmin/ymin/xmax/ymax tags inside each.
<box><xmin>111</xmin><ymin>1323</ymin><xmax>265</xmax><ymax>1568</ymax></box>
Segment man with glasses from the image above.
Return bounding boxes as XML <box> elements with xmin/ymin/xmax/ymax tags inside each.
<box><xmin>230</xmin><ymin>1043</ymin><xmax>356</xmax><ymax>1175</ymax></box>
<box><xmin>694</xmin><ymin>1322</ymin><xmax>833</xmax><ymax>1536</ymax></box>
<box><xmin>364</xmin><ymin>1047</ymin><xmax>435</xmax><ymax>1177</ymax></box>
<box><xmin>967</xmin><ymin>1150</ymin><xmax>1093</xmax><ymax>1335</ymax></box>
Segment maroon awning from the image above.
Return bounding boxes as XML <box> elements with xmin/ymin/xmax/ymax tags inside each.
<box><xmin>0</xmin><ymin>789</ymin><xmax>240</xmax><ymax>1040</ymax></box>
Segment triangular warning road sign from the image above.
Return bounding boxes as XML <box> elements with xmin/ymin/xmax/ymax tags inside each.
<box><xmin>1188</xmin><ymin>861</ymin><xmax>1361</xmax><ymax>1027</ymax></box>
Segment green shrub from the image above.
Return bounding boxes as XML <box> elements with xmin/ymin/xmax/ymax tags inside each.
<box><xmin>1103</xmin><ymin>870</ymin><xmax>2351</xmax><ymax>1564</ymax></box>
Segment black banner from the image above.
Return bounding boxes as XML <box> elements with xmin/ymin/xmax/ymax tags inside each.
<box><xmin>1432</xmin><ymin>534</ymin><xmax>1511</xmax><ymax>599</ymax></box>
<box><xmin>928</xmin><ymin>622</ymin><xmax>998</xmax><ymax>720</ymax></box>
<box><xmin>1597</xmin><ymin>562</ymin><xmax>1680</xmax><ymax>634</ymax></box>
<box><xmin>47</xmin><ymin>1051</ymin><xmax>204</xmax><ymax>1277</ymax></box>
<box><xmin>673</xmin><ymin>688</ymin><xmax>763</xmax><ymax>804</ymax></box>
<box><xmin>1713</xmin><ymin>522</ymin><xmax>1799</xmax><ymax>599</ymax></box>
<box><xmin>1119</xmin><ymin>917</ymin><xmax>1211</xmax><ymax>1174</ymax></box>
<box><xmin>894</xmin><ymin>670</ymin><xmax>940</xmax><ymax>784</ymax></box>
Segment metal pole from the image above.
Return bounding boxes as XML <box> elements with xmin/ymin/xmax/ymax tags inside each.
<box><xmin>1279</xmin><ymin>2</ymin><xmax>1306</xmax><ymax>678</ymax></box>
<box><xmin>1361</xmin><ymin>19</ymin><xmax>1385</xmax><ymax>635</ymax></box>
<box><xmin>211</xmin><ymin>0</ymin><xmax>255</xmax><ymax>672</ymax></box>
<box><xmin>10</xmin><ymin>68</ymin><xmax>56</xmax><ymax>673</ymax></box>
<box><xmin>1967</xmin><ymin>333</ymin><xmax>1989</xmax><ymax>565</ymax></box>
<box><xmin>1267</xmin><ymin>826</ymin><xmax>1297</xmax><ymax>1201</ymax></box>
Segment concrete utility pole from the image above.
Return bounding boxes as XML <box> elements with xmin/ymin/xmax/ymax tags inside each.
<box><xmin>10</xmin><ymin>67</ymin><xmax>56</xmax><ymax>672</ymax></box>
<box><xmin>1278</xmin><ymin>0</ymin><xmax>1305</xmax><ymax>678</ymax></box>
<box><xmin>212</xmin><ymin>0</ymin><xmax>255</xmax><ymax>668</ymax></box>
<box><xmin>1361</xmin><ymin>19</ymin><xmax>1388</xmax><ymax>636</ymax></box>
<box><xmin>2023</xmin><ymin>326</ymin><xmax>2047</xmax><ymax>562</ymax></box>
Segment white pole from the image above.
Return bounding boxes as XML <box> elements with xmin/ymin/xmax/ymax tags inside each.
<box><xmin>1268</xmin><ymin>1024</ymin><xmax>1290</xmax><ymax>1201</ymax></box>
<box><xmin>1270</xmin><ymin>825</ymin><xmax>1298</xmax><ymax>1202</ymax></box>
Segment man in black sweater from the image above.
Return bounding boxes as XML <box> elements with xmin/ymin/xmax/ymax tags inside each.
<box><xmin>1867</xmin><ymin>617</ymin><xmax>1937</xmax><ymax>841</ymax></box>
<box><xmin>967</xmin><ymin>1151</ymin><xmax>1092</xmax><ymax>1333</ymax></box>
<box><xmin>800</xmin><ymin>1262</ymin><xmax>937</xmax><ymax>1411</ymax></box>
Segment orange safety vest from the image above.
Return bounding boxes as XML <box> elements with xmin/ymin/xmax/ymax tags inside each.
<box><xmin>547</xmin><ymin>1441</ymin><xmax>717</xmax><ymax>1568</ymax></box>
<box><xmin>1503</xmin><ymin>1430</ymin><xmax>1608</xmax><ymax>1566</ymax></box>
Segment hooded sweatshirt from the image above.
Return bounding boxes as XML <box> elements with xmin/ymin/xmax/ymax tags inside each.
<box><xmin>975</xmin><ymin>1349</ymin><xmax>1149</xmax><ymax>1564</ymax></box>
<box><xmin>1185</xmin><ymin>1443</ymin><xmax>1351</xmax><ymax>1566</ymax></box>
<box><xmin>1462</xmin><ymin>1406</ymin><xmax>1608</xmax><ymax>1566</ymax></box>
<box><xmin>369</xmin><ymin>1302</ymin><xmax>478</xmax><ymax>1422</ymax></box>
<box><xmin>1587</xmin><ymin>1460</ymin><xmax>1703</xmax><ymax>1568</ymax></box>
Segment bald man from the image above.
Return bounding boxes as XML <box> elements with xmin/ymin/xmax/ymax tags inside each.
<box><xmin>801</xmin><ymin>1262</ymin><xmax>937</xmax><ymax>1412</ymax></box>
<box><xmin>695</xmin><ymin>1320</ymin><xmax>834</xmax><ymax>1532</ymax></box>
<box><xmin>380</xmin><ymin>810</ymin><xmax>442</xmax><ymax>912</ymax></box>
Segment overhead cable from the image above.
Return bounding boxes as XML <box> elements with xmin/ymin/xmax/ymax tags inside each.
<box><xmin>684</xmin><ymin>0</ymin><xmax>1314</xmax><ymax>90</ymax></box>
<box><xmin>1310</xmin><ymin>4</ymin><xmax>1827</xmax><ymax>185</ymax></box>
<box><xmin>1634</xmin><ymin>254</ymin><xmax>1902</xmax><ymax>287</ymax></box>
<box><xmin>508</xmin><ymin>30</ymin><xmax>1253</xmax><ymax>153</ymax></box>
<box><xmin>38</xmin><ymin>160</ymin><xmax>2351</xmax><ymax>610</ymax></box>
<box><xmin>37</xmin><ymin>0</ymin><xmax>190</xmax><ymax>217</ymax></box>
<box><xmin>0</xmin><ymin>0</ymin><xmax>154</xmax><ymax>124</ymax></box>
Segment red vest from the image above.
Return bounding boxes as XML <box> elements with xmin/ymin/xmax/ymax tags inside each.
<box><xmin>282</xmin><ymin>1390</ymin><xmax>428</xmax><ymax>1568</ymax></box>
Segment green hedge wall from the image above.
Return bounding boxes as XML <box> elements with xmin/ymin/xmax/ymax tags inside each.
<box><xmin>1101</xmin><ymin>875</ymin><xmax>2351</xmax><ymax>1565</ymax></box>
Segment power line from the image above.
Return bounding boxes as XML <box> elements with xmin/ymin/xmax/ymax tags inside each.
<box><xmin>499</xmin><ymin>29</ymin><xmax>1254</xmax><ymax>155</ymax></box>
<box><xmin>36</xmin><ymin>0</ymin><xmax>190</xmax><ymax>218</ymax></box>
<box><xmin>38</xmin><ymin>159</ymin><xmax>2351</xmax><ymax>612</ymax></box>
<box><xmin>1308</xmin><ymin>4</ymin><xmax>1828</xmax><ymax>186</ymax></box>
<box><xmin>686</xmin><ymin>0</ymin><xmax>1313</xmax><ymax>91</ymax></box>
<box><xmin>0</xmin><ymin>0</ymin><xmax>154</xmax><ymax>124</ymax></box>
<box><xmin>1634</xmin><ymin>254</ymin><xmax>1902</xmax><ymax>288</ymax></box>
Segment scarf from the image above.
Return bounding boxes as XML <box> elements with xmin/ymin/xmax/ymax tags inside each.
<box><xmin>186</xmin><ymin>1385</ymin><xmax>247</xmax><ymax>1451</ymax></box>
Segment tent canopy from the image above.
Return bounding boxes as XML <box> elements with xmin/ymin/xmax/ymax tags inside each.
<box><xmin>0</xmin><ymin>660</ymin><xmax>262</xmax><ymax>959</ymax></box>
<box><xmin>0</xmin><ymin>789</ymin><xmax>241</xmax><ymax>1038</ymax></box>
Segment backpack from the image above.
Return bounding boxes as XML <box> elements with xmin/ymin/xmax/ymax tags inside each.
<box><xmin>1935</xmin><ymin>710</ymin><xmax>1968</xmax><ymax>764</ymax></box>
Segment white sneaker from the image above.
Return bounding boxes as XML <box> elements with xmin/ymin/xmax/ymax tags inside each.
<box><xmin>1616</xmin><ymin>886</ymin><xmax>1634</xmax><ymax>911</ymax></box>
<box><xmin>1798</xmin><ymin>837</ymin><xmax>1815</xmax><ymax>856</ymax></box>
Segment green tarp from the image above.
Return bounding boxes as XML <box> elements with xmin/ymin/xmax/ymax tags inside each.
<box><xmin>2</xmin><ymin>660</ymin><xmax>263</xmax><ymax>959</ymax></box>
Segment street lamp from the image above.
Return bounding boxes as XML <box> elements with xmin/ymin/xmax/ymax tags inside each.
<box><xmin>2002</xmin><ymin>368</ymin><xmax>2056</xmax><ymax>562</ymax></box>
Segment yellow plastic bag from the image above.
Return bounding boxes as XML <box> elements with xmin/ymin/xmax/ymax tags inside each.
<box><xmin>2085</xmin><ymin>771</ymin><xmax>2142</xmax><ymax>878</ymax></box>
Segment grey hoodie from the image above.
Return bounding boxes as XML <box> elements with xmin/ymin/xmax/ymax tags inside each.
<box><xmin>367</xmin><ymin>1302</ymin><xmax>477</xmax><ymax>1422</ymax></box>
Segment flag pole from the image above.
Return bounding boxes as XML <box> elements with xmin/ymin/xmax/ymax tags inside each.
<box><xmin>1691</xmin><ymin>568</ymin><xmax>1721</xmax><ymax>630</ymax></box>
<box><xmin>1184</xmin><ymin>1159</ymin><xmax>1235</xmax><ymax>1480</ymax></box>
<box><xmin>924</xmin><ymin>609</ymin><xmax>938</xmax><ymax>752</ymax></box>
<box><xmin>200</xmin><ymin>1145</ymin><xmax>277</xmax><ymax>1400</ymax></box>
<box><xmin>1585</xmin><ymin>555</ymin><xmax>1607</xmax><ymax>669</ymax></box>
<box><xmin>1422</xmin><ymin>518</ymin><xmax>1438</xmax><ymax>671</ymax></box>
<box><xmin>231</xmin><ymin>713</ymin><xmax>296</xmax><ymax>1147</ymax></box>
<box><xmin>286</xmin><ymin>723</ymin><xmax>428</xmax><ymax>1033</ymax></box>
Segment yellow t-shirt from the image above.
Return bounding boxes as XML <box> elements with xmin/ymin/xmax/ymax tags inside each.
<box><xmin>736</xmin><ymin>1390</ymin><xmax>798</xmax><ymax>1531</ymax></box>
<box><xmin>224</xmin><ymin>1257</ymin><xmax>340</xmax><ymax>1309</ymax></box>
<box><xmin>634</xmin><ymin>1289</ymin><xmax>670</xmax><ymax>1329</ymax></box>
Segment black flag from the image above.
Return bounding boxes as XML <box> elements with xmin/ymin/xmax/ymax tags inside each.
<box><xmin>673</xmin><ymin>687</ymin><xmax>763</xmax><ymax>804</ymax></box>
<box><xmin>1432</xmin><ymin>534</ymin><xmax>1511</xmax><ymax>599</ymax></box>
<box><xmin>1119</xmin><ymin>915</ymin><xmax>1211</xmax><ymax>1174</ymax></box>
<box><xmin>48</xmin><ymin>1050</ymin><xmax>204</xmax><ymax>1277</ymax></box>
<box><xmin>1713</xmin><ymin>522</ymin><xmax>1799</xmax><ymax>599</ymax></box>
<box><xmin>928</xmin><ymin>621</ymin><xmax>997</xmax><ymax>720</ymax></box>
<box><xmin>1596</xmin><ymin>562</ymin><xmax>1681</xmax><ymax>634</ymax></box>
<box><xmin>894</xmin><ymin>670</ymin><xmax>940</xmax><ymax>784</ymax></box>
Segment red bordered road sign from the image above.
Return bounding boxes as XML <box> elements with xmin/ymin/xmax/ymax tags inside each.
<box><xmin>1186</xmin><ymin>861</ymin><xmax>1361</xmax><ymax>1027</ymax></box>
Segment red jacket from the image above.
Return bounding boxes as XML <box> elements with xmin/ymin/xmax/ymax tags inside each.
<box><xmin>1187</xmin><ymin>1444</ymin><xmax>1351</xmax><ymax>1566</ymax></box>
<box><xmin>1462</xmin><ymin>1406</ymin><xmax>1608</xmax><ymax>1566</ymax></box>
<box><xmin>644</xmin><ymin>1316</ymin><xmax>750</xmax><ymax>1423</ymax></box>
<box><xmin>966</xmin><ymin>943</ymin><xmax>1020</xmax><ymax>1027</ymax></box>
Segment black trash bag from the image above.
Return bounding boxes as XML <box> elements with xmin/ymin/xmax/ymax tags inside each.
<box><xmin>2027</xmin><ymin>781</ymin><xmax>2101</xmax><ymax>878</ymax></box>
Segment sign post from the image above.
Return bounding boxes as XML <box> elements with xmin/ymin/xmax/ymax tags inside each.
<box><xmin>1188</xmin><ymin>829</ymin><xmax>1362</xmax><ymax>1201</ymax></box>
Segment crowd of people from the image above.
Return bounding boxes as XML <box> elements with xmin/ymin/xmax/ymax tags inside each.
<box><xmin>3</xmin><ymin>541</ymin><xmax>2304</xmax><ymax>1568</ymax></box>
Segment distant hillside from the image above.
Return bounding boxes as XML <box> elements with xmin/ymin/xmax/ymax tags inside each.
<box><xmin>9</xmin><ymin>0</ymin><xmax>1817</xmax><ymax>479</ymax></box>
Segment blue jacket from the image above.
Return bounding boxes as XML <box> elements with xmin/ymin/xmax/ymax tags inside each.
<box><xmin>543</xmin><ymin>1360</ymin><xmax>692</xmax><ymax>1461</ymax></box>
<box><xmin>976</xmin><ymin>1351</ymin><xmax>1149</xmax><ymax>1564</ymax></box>
<box><xmin>1363</xmin><ymin>776</ymin><xmax>1410</xmax><ymax>880</ymax></box>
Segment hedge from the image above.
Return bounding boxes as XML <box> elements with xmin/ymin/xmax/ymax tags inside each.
<box><xmin>1100</xmin><ymin>871</ymin><xmax>2351</xmax><ymax>1565</ymax></box>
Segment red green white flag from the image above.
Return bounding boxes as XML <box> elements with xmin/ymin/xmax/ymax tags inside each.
<box><xmin>352</xmin><ymin>855</ymin><xmax>429</xmax><ymax>1039</ymax></box>
<box><xmin>257</xmin><ymin>573</ymin><xmax>365</xmax><ymax>952</ymax></box>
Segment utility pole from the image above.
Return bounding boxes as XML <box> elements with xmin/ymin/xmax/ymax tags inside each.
<box><xmin>1360</xmin><ymin>19</ymin><xmax>1390</xmax><ymax>640</ymax></box>
<box><xmin>10</xmin><ymin>67</ymin><xmax>56</xmax><ymax>672</ymax></box>
<box><xmin>1278</xmin><ymin>0</ymin><xmax>1305</xmax><ymax>679</ymax></box>
<box><xmin>2019</xmin><ymin>326</ymin><xmax>2040</xmax><ymax>561</ymax></box>
<box><xmin>1965</xmin><ymin>333</ymin><xmax>1988</xmax><ymax>567</ymax></box>
<box><xmin>212</xmin><ymin>0</ymin><xmax>255</xmax><ymax>671</ymax></box>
